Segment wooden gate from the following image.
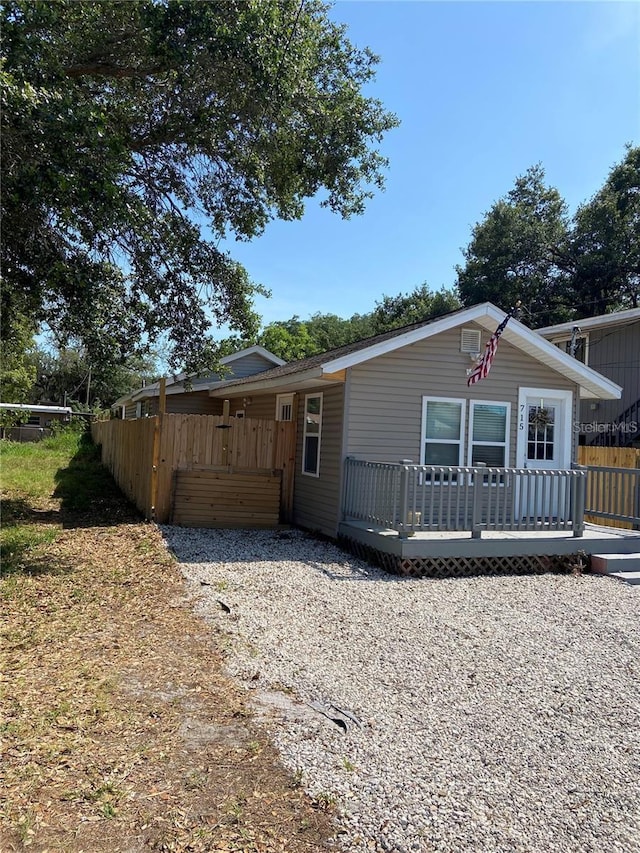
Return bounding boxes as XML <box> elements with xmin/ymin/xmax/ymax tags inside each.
<box><xmin>92</xmin><ymin>414</ymin><xmax>296</xmax><ymax>525</ymax></box>
<box><xmin>171</xmin><ymin>466</ymin><xmax>282</xmax><ymax>528</ymax></box>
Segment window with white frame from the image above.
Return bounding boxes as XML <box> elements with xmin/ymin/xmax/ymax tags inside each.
<box><xmin>468</xmin><ymin>401</ymin><xmax>510</xmax><ymax>467</ymax></box>
<box><xmin>275</xmin><ymin>393</ymin><xmax>294</xmax><ymax>422</ymax></box>
<box><xmin>552</xmin><ymin>334</ymin><xmax>589</xmax><ymax>365</ymax></box>
<box><xmin>302</xmin><ymin>393</ymin><xmax>322</xmax><ymax>476</ymax></box>
<box><xmin>421</xmin><ymin>397</ymin><xmax>465</xmax><ymax>466</ymax></box>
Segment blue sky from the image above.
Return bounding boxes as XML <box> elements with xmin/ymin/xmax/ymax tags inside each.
<box><xmin>220</xmin><ymin>0</ymin><xmax>639</xmax><ymax>333</ymax></box>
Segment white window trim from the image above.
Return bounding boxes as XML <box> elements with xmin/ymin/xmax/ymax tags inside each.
<box><xmin>302</xmin><ymin>392</ymin><xmax>323</xmax><ymax>478</ymax></box>
<box><xmin>420</xmin><ymin>396</ymin><xmax>466</xmax><ymax>467</ymax></box>
<box><xmin>467</xmin><ymin>400</ymin><xmax>511</xmax><ymax>482</ymax></box>
<box><xmin>550</xmin><ymin>332</ymin><xmax>589</xmax><ymax>365</ymax></box>
<box><xmin>275</xmin><ymin>392</ymin><xmax>295</xmax><ymax>422</ymax></box>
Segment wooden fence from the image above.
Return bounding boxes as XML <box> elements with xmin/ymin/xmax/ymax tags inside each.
<box><xmin>578</xmin><ymin>445</ymin><xmax>640</xmax><ymax>529</ymax></box>
<box><xmin>91</xmin><ymin>414</ymin><xmax>296</xmax><ymax>525</ymax></box>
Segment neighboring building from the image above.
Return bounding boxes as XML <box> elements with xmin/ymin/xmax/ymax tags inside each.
<box><xmin>0</xmin><ymin>403</ymin><xmax>72</xmax><ymax>442</ymax></box>
<box><xmin>201</xmin><ymin>302</ymin><xmax>620</xmax><ymax>538</ymax></box>
<box><xmin>537</xmin><ymin>307</ymin><xmax>640</xmax><ymax>447</ymax></box>
<box><xmin>112</xmin><ymin>345</ymin><xmax>286</xmax><ymax>419</ymax></box>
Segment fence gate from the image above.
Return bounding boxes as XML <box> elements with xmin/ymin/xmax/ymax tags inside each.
<box><xmin>171</xmin><ymin>466</ymin><xmax>282</xmax><ymax>528</ymax></box>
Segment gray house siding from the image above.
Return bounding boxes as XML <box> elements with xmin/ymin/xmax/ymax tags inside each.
<box><xmin>225</xmin><ymin>353</ymin><xmax>279</xmax><ymax>378</ymax></box>
<box><xmin>345</xmin><ymin>324</ymin><xmax>578</xmax><ymax>466</ymax></box>
<box><xmin>293</xmin><ymin>383</ymin><xmax>345</xmax><ymax>537</ymax></box>
<box><xmin>228</xmin><ymin>393</ymin><xmax>278</xmax><ymax>420</ymax></box>
<box><xmin>147</xmin><ymin>392</ymin><xmax>222</xmax><ymax>416</ymax></box>
<box><xmin>579</xmin><ymin>320</ymin><xmax>640</xmax><ymax>439</ymax></box>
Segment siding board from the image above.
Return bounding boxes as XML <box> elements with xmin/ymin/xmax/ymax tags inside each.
<box><xmin>346</xmin><ymin>324</ymin><xmax>578</xmax><ymax>466</ymax></box>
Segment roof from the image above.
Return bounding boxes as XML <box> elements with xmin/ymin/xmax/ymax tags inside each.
<box><xmin>537</xmin><ymin>307</ymin><xmax>640</xmax><ymax>337</ymax></box>
<box><xmin>0</xmin><ymin>403</ymin><xmax>72</xmax><ymax>415</ymax></box>
<box><xmin>208</xmin><ymin>303</ymin><xmax>622</xmax><ymax>401</ymax></box>
<box><xmin>112</xmin><ymin>345</ymin><xmax>285</xmax><ymax>409</ymax></box>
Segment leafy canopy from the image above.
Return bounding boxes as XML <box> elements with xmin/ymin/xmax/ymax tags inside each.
<box><xmin>219</xmin><ymin>284</ymin><xmax>461</xmax><ymax>361</ymax></box>
<box><xmin>1</xmin><ymin>0</ymin><xmax>398</xmax><ymax>370</ymax></box>
<box><xmin>456</xmin><ymin>148</ymin><xmax>640</xmax><ymax>326</ymax></box>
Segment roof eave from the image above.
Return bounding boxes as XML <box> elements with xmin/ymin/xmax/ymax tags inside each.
<box><xmin>208</xmin><ymin>367</ymin><xmax>325</xmax><ymax>397</ymax></box>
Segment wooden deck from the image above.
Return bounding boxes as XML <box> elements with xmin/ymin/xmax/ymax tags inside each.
<box><xmin>338</xmin><ymin>520</ymin><xmax>640</xmax><ymax>560</ymax></box>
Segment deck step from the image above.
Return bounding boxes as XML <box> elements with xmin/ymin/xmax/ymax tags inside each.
<box><xmin>591</xmin><ymin>554</ymin><xmax>640</xmax><ymax>585</ymax></box>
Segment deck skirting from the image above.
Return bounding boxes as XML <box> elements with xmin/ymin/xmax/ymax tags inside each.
<box><xmin>338</xmin><ymin>535</ymin><xmax>583</xmax><ymax>578</ymax></box>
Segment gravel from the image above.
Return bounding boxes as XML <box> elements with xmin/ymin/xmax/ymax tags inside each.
<box><xmin>162</xmin><ymin>526</ymin><xmax>640</xmax><ymax>853</ymax></box>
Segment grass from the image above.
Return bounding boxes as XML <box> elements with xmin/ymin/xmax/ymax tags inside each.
<box><xmin>0</xmin><ymin>427</ymin><xmax>129</xmax><ymax>576</ymax></box>
<box><xmin>0</xmin><ymin>428</ymin><xmax>333</xmax><ymax>852</ymax></box>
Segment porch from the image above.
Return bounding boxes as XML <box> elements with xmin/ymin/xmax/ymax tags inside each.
<box><xmin>339</xmin><ymin>458</ymin><xmax>640</xmax><ymax>573</ymax></box>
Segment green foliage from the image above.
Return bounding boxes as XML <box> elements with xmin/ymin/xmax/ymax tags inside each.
<box><xmin>370</xmin><ymin>284</ymin><xmax>461</xmax><ymax>333</ymax></box>
<box><xmin>456</xmin><ymin>165</ymin><xmax>571</xmax><ymax>326</ymax></box>
<box><xmin>30</xmin><ymin>345</ymin><xmax>159</xmax><ymax>409</ymax></box>
<box><xmin>0</xmin><ymin>312</ymin><xmax>37</xmax><ymax>402</ymax></box>
<box><xmin>569</xmin><ymin>145</ymin><xmax>640</xmax><ymax>316</ymax></box>
<box><xmin>456</xmin><ymin>149</ymin><xmax>640</xmax><ymax>325</ymax></box>
<box><xmin>1</xmin><ymin>0</ymin><xmax>398</xmax><ymax>371</ymax></box>
<box><xmin>236</xmin><ymin>284</ymin><xmax>460</xmax><ymax>361</ymax></box>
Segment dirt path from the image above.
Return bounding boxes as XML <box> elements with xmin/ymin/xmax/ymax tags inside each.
<box><xmin>1</xmin><ymin>505</ymin><xmax>332</xmax><ymax>851</ymax></box>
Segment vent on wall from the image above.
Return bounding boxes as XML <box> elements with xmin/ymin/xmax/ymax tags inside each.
<box><xmin>461</xmin><ymin>327</ymin><xmax>482</xmax><ymax>355</ymax></box>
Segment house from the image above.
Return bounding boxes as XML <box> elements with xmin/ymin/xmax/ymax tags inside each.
<box><xmin>537</xmin><ymin>307</ymin><xmax>640</xmax><ymax>447</ymax></box>
<box><xmin>0</xmin><ymin>403</ymin><xmax>72</xmax><ymax>441</ymax></box>
<box><xmin>201</xmin><ymin>303</ymin><xmax>623</xmax><ymax>548</ymax></box>
<box><xmin>112</xmin><ymin>345</ymin><xmax>285</xmax><ymax>419</ymax></box>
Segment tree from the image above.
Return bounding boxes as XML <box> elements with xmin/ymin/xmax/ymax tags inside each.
<box><xmin>456</xmin><ymin>165</ymin><xmax>571</xmax><ymax>326</ymax></box>
<box><xmin>568</xmin><ymin>145</ymin><xmax>639</xmax><ymax>316</ymax></box>
<box><xmin>0</xmin><ymin>312</ymin><xmax>36</xmax><ymax>402</ymax></box>
<box><xmin>370</xmin><ymin>284</ymin><xmax>460</xmax><ymax>333</ymax></box>
<box><xmin>31</xmin><ymin>346</ymin><xmax>159</xmax><ymax>409</ymax></box>
<box><xmin>1</xmin><ymin>0</ymin><xmax>398</xmax><ymax>371</ymax></box>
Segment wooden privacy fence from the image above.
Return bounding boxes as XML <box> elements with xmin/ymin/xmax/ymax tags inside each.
<box><xmin>91</xmin><ymin>414</ymin><xmax>296</xmax><ymax>525</ymax></box>
<box><xmin>578</xmin><ymin>445</ymin><xmax>640</xmax><ymax>529</ymax></box>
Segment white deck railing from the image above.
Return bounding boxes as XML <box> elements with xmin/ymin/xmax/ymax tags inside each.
<box><xmin>342</xmin><ymin>458</ymin><xmax>588</xmax><ymax>538</ymax></box>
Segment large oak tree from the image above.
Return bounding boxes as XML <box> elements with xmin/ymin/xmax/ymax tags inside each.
<box><xmin>1</xmin><ymin>0</ymin><xmax>398</xmax><ymax>370</ymax></box>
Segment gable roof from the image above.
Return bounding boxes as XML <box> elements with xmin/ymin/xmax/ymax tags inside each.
<box><xmin>208</xmin><ymin>303</ymin><xmax>622</xmax><ymax>400</ymax></box>
<box><xmin>112</xmin><ymin>345</ymin><xmax>285</xmax><ymax>408</ymax></box>
<box><xmin>536</xmin><ymin>307</ymin><xmax>640</xmax><ymax>337</ymax></box>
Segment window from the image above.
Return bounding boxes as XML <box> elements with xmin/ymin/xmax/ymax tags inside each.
<box><xmin>26</xmin><ymin>415</ymin><xmax>40</xmax><ymax>426</ymax></box>
<box><xmin>468</xmin><ymin>402</ymin><xmax>510</xmax><ymax>467</ymax></box>
<box><xmin>302</xmin><ymin>393</ymin><xmax>322</xmax><ymax>476</ymax></box>
<box><xmin>276</xmin><ymin>393</ymin><xmax>294</xmax><ymax>422</ymax></box>
<box><xmin>553</xmin><ymin>334</ymin><xmax>589</xmax><ymax>365</ymax></box>
<box><xmin>421</xmin><ymin>398</ymin><xmax>465</xmax><ymax>466</ymax></box>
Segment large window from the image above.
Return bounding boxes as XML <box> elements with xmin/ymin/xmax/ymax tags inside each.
<box><xmin>468</xmin><ymin>401</ymin><xmax>510</xmax><ymax>467</ymax></box>
<box><xmin>302</xmin><ymin>393</ymin><xmax>322</xmax><ymax>476</ymax></box>
<box><xmin>421</xmin><ymin>398</ymin><xmax>465</xmax><ymax>466</ymax></box>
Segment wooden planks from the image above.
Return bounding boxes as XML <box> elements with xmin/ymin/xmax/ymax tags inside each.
<box><xmin>91</xmin><ymin>417</ymin><xmax>157</xmax><ymax>517</ymax></box>
<box><xmin>578</xmin><ymin>446</ymin><xmax>640</xmax><ymax>529</ymax></box>
<box><xmin>172</xmin><ymin>467</ymin><xmax>281</xmax><ymax>528</ymax></box>
<box><xmin>92</xmin><ymin>415</ymin><xmax>296</xmax><ymax>524</ymax></box>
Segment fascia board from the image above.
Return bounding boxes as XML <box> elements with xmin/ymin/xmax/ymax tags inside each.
<box><xmin>208</xmin><ymin>367</ymin><xmax>324</xmax><ymax>397</ymax></box>
<box><xmin>321</xmin><ymin>303</ymin><xmax>498</xmax><ymax>373</ymax></box>
<box><xmin>322</xmin><ymin>301</ymin><xmax>620</xmax><ymax>400</ymax></box>
<box><xmin>497</xmin><ymin>321</ymin><xmax>622</xmax><ymax>400</ymax></box>
<box><xmin>537</xmin><ymin>307</ymin><xmax>640</xmax><ymax>336</ymax></box>
<box><xmin>220</xmin><ymin>345</ymin><xmax>286</xmax><ymax>367</ymax></box>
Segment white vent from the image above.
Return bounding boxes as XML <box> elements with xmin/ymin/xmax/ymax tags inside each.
<box><xmin>461</xmin><ymin>327</ymin><xmax>482</xmax><ymax>354</ymax></box>
<box><xmin>276</xmin><ymin>393</ymin><xmax>294</xmax><ymax>422</ymax></box>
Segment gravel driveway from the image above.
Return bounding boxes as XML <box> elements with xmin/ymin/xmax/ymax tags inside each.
<box><xmin>163</xmin><ymin>527</ymin><xmax>640</xmax><ymax>853</ymax></box>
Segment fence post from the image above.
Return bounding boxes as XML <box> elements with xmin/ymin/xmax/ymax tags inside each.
<box><xmin>471</xmin><ymin>463</ymin><xmax>486</xmax><ymax>539</ymax></box>
<box><xmin>572</xmin><ymin>464</ymin><xmax>587</xmax><ymax>537</ymax></box>
<box><xmin>398</xmin><ymin>464</ymin><xmax>412</xmax><ymax>538</ymax></box>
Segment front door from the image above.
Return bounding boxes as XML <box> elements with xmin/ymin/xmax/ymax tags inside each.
<box><xmin>516</xmin><ymin>388</ymin><xmax>573</xmax><ymax>519</ymax></box>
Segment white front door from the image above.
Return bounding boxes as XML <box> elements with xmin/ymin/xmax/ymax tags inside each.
<box><xmin>516</xmin><ymin>388</ymin><xmax>573</xmax><ymax>519</ymax></box>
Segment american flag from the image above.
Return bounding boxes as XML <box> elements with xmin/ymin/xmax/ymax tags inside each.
<box><xmin>467</xmin><ymin>312</ymin><xmax>511</xmax><ymax>386</ymax></box>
